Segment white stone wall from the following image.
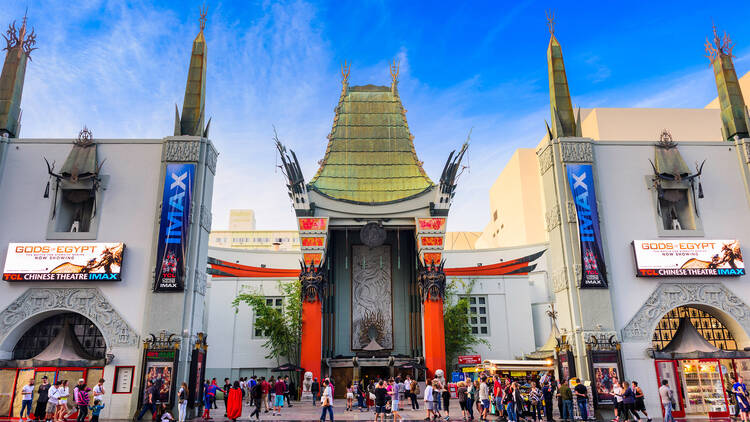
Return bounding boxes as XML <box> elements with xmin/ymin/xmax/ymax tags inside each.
<box><xmin>0</xmin><ymin>138</ymin><xmax>163</xmax><ymax>418</ymax></box>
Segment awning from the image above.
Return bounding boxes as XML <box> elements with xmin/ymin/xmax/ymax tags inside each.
<box><xmin>396</xmin><ymin>362</ymin><xmax>427</xmax><ymax>370</ymax></box>
<box><xmin>271</xmin><ymin>363</ymin><xmax>305</xmax><ymax>372</ymax></box>
<box><xmin>0</xmin><ymin>323</ymin><xmax>104</xmax><ymax>368</ymax></box>
<box><xmin>651</xmin><ymin>317</ymin><xmax>750</xmax><ymax>359</ymax></box>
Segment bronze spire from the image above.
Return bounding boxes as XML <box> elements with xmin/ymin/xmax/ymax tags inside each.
<box><xmin>706</xmin><ymin>24</ymin><xmax>748</xmax><ymax>140</ymax></box>
<box><xmin>0</xmin><ymin>12</ymin><xmax>36</xmax><ymax>138</ymax></box>
<box><xmin>175</xmin><ymin>7</ymin><xmax>209</xmax><ymax>137</ymax></box>
<box><xmin>546</xmin><ymin>11</ymin><xmax>576</xmax><ymax>139</ymax></box>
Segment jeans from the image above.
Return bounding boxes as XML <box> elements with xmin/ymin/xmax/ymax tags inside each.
<box><xmin>250</xmin><ymin>399</ymin><xmax>261</xmax><ymax>419</ymax></box>
<box><xmin>178</xmin><ymin>401</ymin><xmax>187</xmax><ymax>422</ymax></box>
<box><xmin>663</xmin><ymin>402</ymin><xmax>674</xmax><ymax>422</ymax></box>
<box><xmin>506</xmin><ymin>402</ymin><xmax>516</xmax><ymax>422</ymax></box>
<box><xmin>312</xmin><ymin>392</ymin><xmax>318</xmax><ymax>405</ymax></box>
<box><xmin>562</xmin><ymin>400</ymin><xmax>573</xmax><ymax>420</ymax></box>
<box><xmin>534</xmin><ymin>402</ymin><xmax>544</xmax><ymax>420</ymax></box>
<box><xmin>76</xmin><ymin>404</ymin><xmax>88</xmax><ymax>422</ymax></box>
<box><xmin>466</xmin><ymin>398</ymin><xmax>474</xmax><ymax>419</ymax></box>
<box><xmin>577</xmin><ymin>400</ymin><xmax>588</xmax><ymax>421</ymax></box>
<box><xmin>320</xmin><ymin>404</ymin><xmax>333</xmax><ymax>421</ymax></box>
<box><xmin>20</xmin><ymin>400</ymin><xmax>32</xmax><ymax>418</ymax></box>
<box><xmin>137</xmin><ymin>403</ymin><xmax>156</xmax><ymax>420</ymax></box>
<box><xmin>495</xmin><ymin>397</ymin><xmax>504</xmax><ymax>416</ymax></box>
<box><xmin>411</xmin><ymin>393</ymin><xmax>419</xmax><ymax>410</ymax></box>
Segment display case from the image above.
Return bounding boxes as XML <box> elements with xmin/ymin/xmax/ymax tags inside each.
<box><xmin>681</xmin><ymin>361</ymin><xmax>727</xmax><ymax>415</ymax></box>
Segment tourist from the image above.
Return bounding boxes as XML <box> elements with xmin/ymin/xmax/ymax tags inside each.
<box><xmin>288</xmin><ymin>375</ymin><xmax>297</xmax><ymax>404</ymax></box>
<box><xmin>47</xmin><ymin>380</ymin><xmax>60</xmax><ymax>422</ymax></box>
<box><xmin>631</xmin><ymin>381</ymin><xmax>651</xmax><ymax>422</ymax></box>
<box><xmin>441</xmin><ymin>379</ymin><xmax>451</xmax><ymax>421</ymax></box>
<box><xmin>311</xmin><ymin>377</ymin><xmax>320</xmax><ymax>406</ymax></box>
<box><xmin>492</xmin><ymin>376</ymin><xmax>503</xmax><ymax>420</ymax></box>
<box><xmin>512</xmin><ymin>382</ymin><xmax>524</xmax><ymax>422</ymax></box>
<box><xmin>404</xmin><ymin>376</ymin><xmax>412</xmax><ymax>409</ymax></box>
<box><xmin>458</xmin><ymin>381</ymin><xmax>469</xmax><ymax>421</ymax></box>
<box><xmin>573</xmin><ymin>380</ymin><xmax>589</xmax><ymax>421</ymax></box>
<box><xmin>55</xmin><ymin>380</ymin><xmax>69</xmax><ymax>422</ymax></box>
<box><xmin>529</xmin><ymin>381</ymin><xmax>543</xmax><ymax>422</ymax></box>
<box><xmin>542</xmin><ymin>380</ymin><xmax>554</xmax><ymax>422</ymax></box>
<box><xmin>273</xmin><ymin>376</ymin><xmax>286</xmax><ymax>415</ymax></box>
<box><xmin>433</xmin><ymin>380</ymin><xmax>443</xmax><ymax>419</ymax></box>
<box><xmin>175</xmin><ymin>382</ymin><xmax>187</xmax><ymax>422</ymax></box>
<box><xmin>346</xmin><ymin>381</ymin><xmax>354</xmax><ymax>411</ymax></box>
<box><xmin>75</xmin><ymin>382</ymin><xmax>91</xmax><ymax>422</ymax></box>
<box><xmin>260</xmin><ymin>376</ymin><xmax>270</xmax><ymax>412</ymax></box>
<box><xmin>320</xmin><ymin>379</ymin><xmax>334</xmax><ymax>422</ymax></box>
<box><xmin>424</xmin><ymin>378</ymin><xmax>435</xmax><ymax>421</ymax></box>
<box><xmin>374</xmin><ymin>380</ymin><xmax>388</xmax><ymax>422</ymax></box>
<box><xmin>621</xmin><ymin>381</ymin><xmax>635</xmax><ymax>422</ymax></box>
<box><xmin>160</xmin><ymin>403</ymin><xmax>175</xmax><ymax>421</ymax></box>
<box><xmin>466</xmin><ymin>378</ymin><xmax>476</xmax><ymax>421</ymax></box>
<box><xmin>612</xmin><ymin>378</ymin><xmax>623</xmax><ymax>422</ymax></box>
<box><xmin>92</xmin><ymin>378</ymin><xmax>106</xmax><ymax>404</ymax></box>
<box><xmin>20</xmin><ymin>378</ymin><xmax>34</xmax><ymax>422</ymax></box>
<box><xmin>393</xmin><ymin>379</ymin><xmax>405</xmax><ymax>421</ymax></box>
<box><xmin>222</xmin><ymin>378</ymin><xmax>231</xmax><ymax>417</ymax></box>
<box><xmin>736</xmin><ymin>376</ymin><xmax>750</xmax><ymax>422</ymax></box>
<box><xmin>557</xmin><ymin>379</ymin><xmax>572</xmax><ymax>422</ymax></box>
<box><xmin>411</xmin><ymin>377</ymin><xmax>420</xmax><ymax>410</ymax></box>
<box><xmin>89</xmin><ymin>399</ymin><xmax>104</xmax><ymax>422</ymax></box>
<box><xmin>250</xmin><ymin>378</ymin><xmax>262</xmax><ymax>420</ymax></box>
<box><xmin>225</xmin><ymin>381</ymin><xmax>242</xmax><ymax>422</ymax></box>
<box><xmin>502</xmin><ymin>381</ymin><xmax>514</xmax><ymax>422</ymax></box>
<box><xmin>35</xmin><ymin>376</ymin><xmax>50</xmax><ymax>422</ymax></box>
<box><xmin>658</xmin><ymin>380</ymin><xmax>675</xmax><ymax>422</ymax></box>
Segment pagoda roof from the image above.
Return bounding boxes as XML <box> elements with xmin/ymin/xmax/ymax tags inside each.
<box><xmin>309</xmin><ymin>84</ymin><xmax>434</xmax><ymax>204</ymax></box>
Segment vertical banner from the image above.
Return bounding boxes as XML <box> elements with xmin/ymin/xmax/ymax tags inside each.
<box><xmin>154</xmin><ymin>163</ymin><xmax>195</xmax><ymax>292</ymax></box>
<box><xmin>566</xmin><ymin>164</ymin><xmax>608</xmax><ymax>288</ymax></box>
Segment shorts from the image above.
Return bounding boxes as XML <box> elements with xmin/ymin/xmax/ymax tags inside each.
<box><xmin>346</xmin><ymin>392</ymin><xmax>354</xmax><ymax>399</ymax></box>
<box><xmin>426</xmin><ymin>401</ymin><xmax>434</xmax><ymax>411</ymax></box>
<box><xmin>635</xmin><ymin>398</ymin><xmax>646</xmax><ymax>411</ymax></box>
<box><xmin>482</xmin><ymin>399</ymin><xmax>490</xmax><ymax>409</ymax></box>
<box><xmin>46</xmin><ymin>402</ymin><xmax>57</xmax><ymax>413</ymax></box>
<box><xmin>375</xmin><ymin>405</ymin><xmax>386</xmax><ymax>414</ymax></box>
<box><xmin>393</xmin><ymin>400</ymin><xmax>399</xmax><ymax>409</ymax></box>
<box><xmin>459</xmin><ymin>401</ymin><xmax>467</xmax><ymax>411</ymax></box>
<box><xmin>274</xmin><ymin>395</ymin><xmax>284</xmax><ymax>407</ymax></box>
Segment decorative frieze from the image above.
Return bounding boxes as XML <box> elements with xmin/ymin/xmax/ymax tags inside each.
<box><xmin>538</xmin><ymin>146</ymin><xmax>554</xmax><ymax>175</ymax></box>
<box><xmin>560</xmin><ymin>141</ymin><xmax>593</xmax><ymax>163</ymax></box>
<box><xmin>0</xmin><ymin>288</ymin><xmax>139</xmax><ymax>347</ymax></box>
<box><xmin>545</xmin><ymin>204</ymin><xmax>561</xmax><ymax>232</ymax></box>
<box><xmin>622</xmin><ymin>282</ymin><xmax>750</xmax><ymax>341</ymax></box>
<box><xmin>566</xmin><ymin>201</ymin><xmax>578</xmax><ymax>223</ymax></box>
<box><xmin>573</xmin><ymin>264</ymin><xmax>582</xmax><ymax>286</ymax></box>
<box><xmin>164</xmin><ymin>139</ymin><xmax>201</xmax><ymax>162</ymax></box>
<box><xmin>551</xmin><ymin>267</ymin><xmax>568</xmax><ymax>293</ymax></box>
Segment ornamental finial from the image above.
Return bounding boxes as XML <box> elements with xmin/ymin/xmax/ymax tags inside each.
<box><xmin>545</xmin><ymin>9</ymin><xmax>555</xmax><ymax>35</ymax></box>
<box><xmin>199</xmin><ymin>4</ymin><xmax>208</xmax><ymax>32</ymax></box>
<box><xmin>341</xmin><ymin>60</ymin><xmax>350</xmax><ymax>86</ymax></box>
<box><xmin>390</xmin><ymin>59</ymin><xmax>399</xmax><ymax>85</ymax></box>
<box><xmin>705</xmin><ymin>22</ymin><xmax>733</xmax><ymax>62</ymax></box>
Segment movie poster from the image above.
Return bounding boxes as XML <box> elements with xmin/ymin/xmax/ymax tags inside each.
<box><xmin>593</xmin><ymin>363</ymin><xmax>619</xmax><ymax>405</ymax></box>
<box><xmin>154</xmin><ymin>163</ymin><xmax>195</xmax><ymax>292</ymax></box>
<box><xmin>144</xmin><ymin>362</ymin><xmax>174</xmax><ymax>404</ymax></box>
<box><xmin>566</xmin><ymin>164</ymin><xmax>608</xmax><ymax>288</ymax></box>
<box><xmin>633</xmin><ymin>240</ymin><xmax>744</xmax><ymax>277</ymax></box>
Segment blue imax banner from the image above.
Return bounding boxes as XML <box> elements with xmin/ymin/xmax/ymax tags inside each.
<box><xmin>566</xmin><ymin>164</ymin><xmax>608</xmax><ymax>288</ymax></box>
<box><xmin>154</xmin><ymin>163</ymin><xmax>195</xmax><ymax>292</ymax></box>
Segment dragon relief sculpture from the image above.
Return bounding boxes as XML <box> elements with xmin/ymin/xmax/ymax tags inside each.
<box><xmin>417</xmin><ymin>259</ymin><xmax>447</xmax><ymax>302</ymax></box>
<box><xmin>299</xmin><ymin>260</ymin><xmax>326</xmax><ymax>303</ymax></box>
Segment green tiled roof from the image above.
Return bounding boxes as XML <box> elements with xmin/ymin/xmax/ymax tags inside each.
<box><xmin>309</xmin><ymin>84</ymin><xmax>434</xmax><ymax>204</ymax></box>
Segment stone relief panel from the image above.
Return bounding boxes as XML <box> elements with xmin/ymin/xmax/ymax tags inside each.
<box><xmin>194</xmin><ymin>270</ymin><xmax>207</xmax><ymax>296</ymax></box>
<box><xmin>551</xmin><ymin>267</ymin><xmax>568</xmax><ymax>293</ymax></box>
<box><xmin>545</xmin><ymin>204</ymin><xmax>561</xmax><ymax>232</ymax></box>
<box><xmin>200</xmin><ymin>205</ymin><xmax>212</xmax><ymax>232</ymax></box>
<box><xmin>0</xmin><ymin>288</ymin><xmax>139</xmax><ymax>347</ymax></box>
<box><xmin>164</xmin><ymin>139</ymin><xmax>200</xmax><ymax>162</ymax></box>
<box><xmin>621</xmin><ymin>282</ymin><xmax>750</xmax><ymax>341</ymax></box>
<box><xmin>538</xmin><ymin>146</ymin><xmax>554</xmax><ymax>175</ymax></box>
<box><xmin>566</xmin><ymin>201</ymin><xmax>578</xmax><ymax>223</ymax></box>
<box><xmin>560</xmin><ymin>141</ymin><xmax>593</xmax><ymax>163</ymax></box>
<box><xmin>206</xmin><ymin>143</ymin><xmax>218</xmax><ymax>174</ymax></box>
<box><xmin>351</xmin><ymin>245</ymin><xmax>393</xmax><ymax>350</ymax></box>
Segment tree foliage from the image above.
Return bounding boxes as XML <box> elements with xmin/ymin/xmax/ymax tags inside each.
<box><xmin>443</xmin><ymin>279</ymin><xmax>489</xmax><ymax>372</ymax></box>
<box><xmin>232</xmin><ymin>280</ymin><xmax>303</xmax><ymax>365</ymax></box>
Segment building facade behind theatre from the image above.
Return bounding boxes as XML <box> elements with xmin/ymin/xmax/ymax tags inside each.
<box><xmin>0</xmin><ymin>14</ymin><xmax>216</xmax><ymax>419</ymax></box>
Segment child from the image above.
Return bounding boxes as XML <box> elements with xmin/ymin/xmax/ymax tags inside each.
<box><xmin>160</xmin><ymin>404</ymin><xmax>175</xmax><ymax>421</ymax></box>
<box><xmin>89</xmin><ymin>399</ymin><xmax>105</xmax><ymax>422</ymax></box>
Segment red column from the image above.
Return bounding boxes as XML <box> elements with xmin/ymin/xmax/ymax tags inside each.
<box><xmin>300</xmin><ymin>300</ymin><xmax>322</xmax><ymax>380</ymax></box>
<box><xmin>423</xmin><ymin>297</ymin><xmax>446</xmax><ymax>379</ymax></box>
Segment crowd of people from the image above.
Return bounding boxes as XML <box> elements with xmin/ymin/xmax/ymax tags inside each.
<box><xmin>16</xmin><ymin>376</ymin><xmax>107</xmax><ymax>422</ymax></box>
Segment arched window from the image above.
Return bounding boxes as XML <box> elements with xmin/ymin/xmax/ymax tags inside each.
<box><xmin>13</xmin><ymin>312</ymin><xmax>106</xmax><ymax>359</ymax></box>
<box><xmin>652</xmin><ymin>306</ymin><xmax>737</xmax><ymax>351</ymax></box>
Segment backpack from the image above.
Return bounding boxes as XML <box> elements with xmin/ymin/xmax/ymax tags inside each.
<box><xmin>251</xmin><ymin>384</ymin><xmax>262</xmax><ymax>400</ymax></box>
<box><xmin>412</xmin><ymin>381</ymin><xmax>420</xmax><ymax>395</ymax></box>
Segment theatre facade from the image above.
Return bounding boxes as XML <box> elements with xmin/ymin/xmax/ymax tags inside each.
<box><xmin>0</xmin><ymin>14</ymin><xmax>216</xmax><ymax>419</ymax></box>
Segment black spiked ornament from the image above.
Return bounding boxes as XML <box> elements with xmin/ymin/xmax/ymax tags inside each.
<box><xmin>698</xmin><ymin>181</ymin><xmax>704</xmax><ymax>199</ymax></box>
<box><xmin>43</xmin><ymin>179</ymin><xmax>50</xmax><ymax>198</ymax></box>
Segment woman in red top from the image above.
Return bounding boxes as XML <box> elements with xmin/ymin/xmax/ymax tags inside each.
<box><xmin>226</xmin><ymin>381</ymin><xmax>243</xmax><ymax>422</ymax></box>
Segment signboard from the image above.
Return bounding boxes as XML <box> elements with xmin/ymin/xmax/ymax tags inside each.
<box><xmin>457</xmin><ymin>355</ymin><xmax>481</xmax><ymax>365</ymax></box>
<box><xmin>632</xmin><ymin>240</ymin><xmax>744</xmax><ymax>277</ymax></box>
<box><xmin>416</xmin><ymin>218</ymin><xmax>446</xmax><ymax>233</ymax></box>
<box><xmin>154</xmin><ymin>163</ymin><xmax>195</xmax><ymax>292</ymax></box>
<box><xmin>113</xmin><ymin>366</ymin><xmax>134</xmax><ymax>393</ymax></box>
<box><xmin>3</xmin><ymin>242</ymin><xmax>124</xmax><ymax>281</ymax></box>
<box><xmin>566</xmin><ymin>164</ymin><xmax>608</xmax><ymax>288</ymax></box>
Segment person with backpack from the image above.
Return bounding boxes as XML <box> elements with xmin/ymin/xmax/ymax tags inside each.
<box><xmin>249</xmin><ymin>379</ymin><xmax>262</xmax><ymax>420</ymax></box>
<box><xmin>411</xmin><ymin>378</ymin><xmax>420</xmax><ymax>410</ymax></box>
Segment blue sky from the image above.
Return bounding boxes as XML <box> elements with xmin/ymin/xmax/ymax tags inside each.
<box><xmin>8</xmin><ymin>0</ymin><xmax>750</xmax><ymax>231</ymax></box>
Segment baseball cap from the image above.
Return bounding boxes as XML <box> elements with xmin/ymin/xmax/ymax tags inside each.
<box><xmin>79</xmin><ymin>378</ymin><xmax>85</xmax><ymax>383</ymax></box>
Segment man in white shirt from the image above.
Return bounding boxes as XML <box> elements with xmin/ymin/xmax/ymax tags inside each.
<box><xmin>613</xmin><ymin>380</ymin><xmax>624</xmax><ymax>421</ymax></box>
<box><xmin>47</xmin><ymin>380</ymin><xmax>61</xmax><ymax>421</ymax></box>
<box><xmin>424</xmin><ymin>380</ymin><xmax>434</xmax><ymax>421</ymax></box>
<box><xmin>20</xmin><ymin>378</ymin><xmax>35</xmax><ymax>421</ymax></box>
<box><xmin>659</xmin><ymin>380</ymin><xmax>675</xmax><ymax>422</ymax></box>
<box><xmin>92</xmin><ymin>378</ymin><xmax>106</xmax><ymax>403</ymax></box>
